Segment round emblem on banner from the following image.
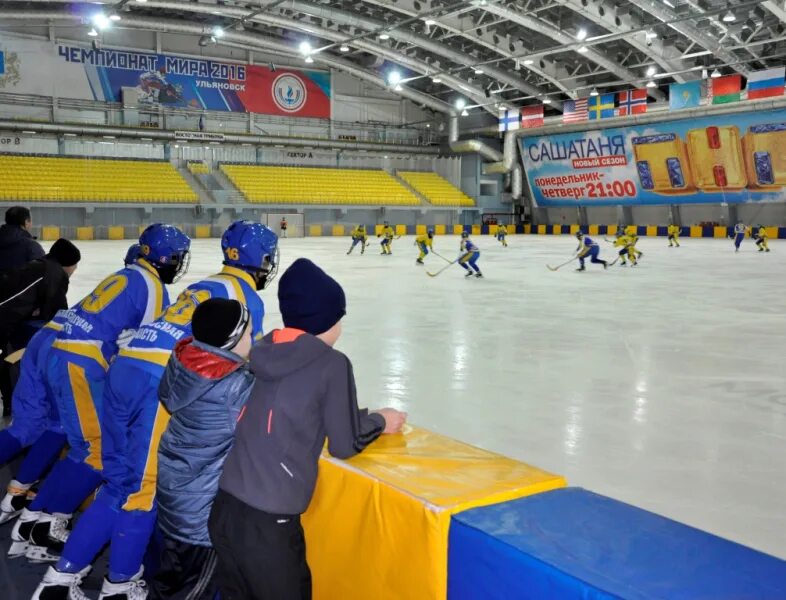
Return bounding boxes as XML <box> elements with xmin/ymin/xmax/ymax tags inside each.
<box><xmin>272</xmin><ymin>74</ymin><xmax>307</xmax><ymax>113</ymax></box>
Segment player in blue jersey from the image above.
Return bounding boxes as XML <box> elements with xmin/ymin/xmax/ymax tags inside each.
<box><xmin>33</xmin><ymin>221</ymin><xmax>279</xmax><ymax>600</ymax></box>
<box><xmin>575</xmin><ymin>231</ymin><xmax>608</xmax><ymax>271</ymax></box>
<box><xmin>458</xmin><ymin>231</ymin><xmax>483</xmax><ymax>278</ymax></box>
<box><xmin>733</xmin><ymin>221</ymin><xmax>748</xmax><ymax>252</ymax></box>
<box><xmin>13</xmin><ymin>225</ymin><xmax>190</xmax><ymax>565</ymax></box>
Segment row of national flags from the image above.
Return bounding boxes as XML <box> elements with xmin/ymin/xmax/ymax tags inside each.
<box><xmin>498</xmin><ymin>67</ymin><xmax>786</xmax><ymax>130</ymax></box>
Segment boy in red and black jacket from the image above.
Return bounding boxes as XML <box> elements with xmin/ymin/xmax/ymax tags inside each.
<box><xmin>210</xmin><ymin>258</ymin><xmax>407</xmax><ymax>600</ymax></box>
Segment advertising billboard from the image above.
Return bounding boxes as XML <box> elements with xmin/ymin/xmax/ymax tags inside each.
<box><xmin>519</xmin><ymin>108</ymin><xmax>786</xmax><ymax>206</ymax></box>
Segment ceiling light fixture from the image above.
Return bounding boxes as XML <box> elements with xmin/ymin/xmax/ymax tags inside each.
<box><xmin>394</xmin><ymin>84</ymin><xmax>403</xmax><ymax>91</ymax></box>
<box><xmin>340</xmin><ymin>44</ymin><xmax>350</xmax><ymax>52</ymax></box>
<box><xmin>213</xmin><ymin>26</ymin><xmax>225</xmax><ymax>38</ymax></box>
<box><xmin>577</xmin><ymin>46</ymin><xmax>588</xmax><ymax>54</ymax></box>
<box><xmin>432</xmin><ymin>76</ymin><xmax>442</xmax><ymax>83</ymax></box>
<box><xmin>646</xmin><ymin>80</ymin><xmax>657</xmax><ymax>88</ymax></box>
<box><xmin>542</xmin><ymin>96</ymin><xmax>552</xmax><ymax>105</ymax></box>
<box><xmin>387</xmin><ymin>70</ymin><xmax>402</xmax><ymax>85</ymax></box>
<box><xmin>135</xmin><ymin>0</ymin><xmax>147</xmax><ymax>3</ymax></box>
<box><xmin>701</xmin><ymin>68</ymin><xmax>709</xmax><ymax>79</ymax></box>
<box><xmin>92</xmin><ymin>13</ymin><xmax>111</xmax><ymax>30</ymax></box>
<box><xmin>455</xmin><ymin>98</ymin><xmax>467</xmax><ymax>110</ymax></box>
<box><xmin>711</xmin><ymin>68</ymin><xmax>722</xmax><ymax>78</ymax></box>
<box><xmin>590</xmin><ymin>87</ymin><xmax>599</xmax><ymax>97</ymax></box>
<box><xmin>645</xmin><ymin>29</ymin><xmax>657</xmax><ymax>39</ymax></box>
<box><xmin>87</xmin><ymin>28</ymin><xmax>98</xmax><ymax>37</ymax></box>
<box><xmin>379</xmin><ymin>33</ymin><xmax>390</xmax><ymax>40</ymax></box>
<box><xmin>523</xmin><ymin>58</ymin><xmax>534</xmax><ymax>65</ymax></box>
<box><xmin>305</xmin><ymin>56</ymin><xmax>314</xmax><ymax>63</ymax></box>
<box><xmin>722</xmin><ymin>11</ymin><xmax>735</xmax><ymax>23</ymax></box>
<box><xmin>109</xmin><ymin>14</ymin><xmax>121</xmax><ymax>21</ymax></box>
<box><xmin>646</xmin><ymin>66</ymin><xmax>657</xmax><ymax>77</ymax></box>
<box><xmin>474</xmin><ymin>68</ymin><xmax>484</xmax><ymax>74</ymax></box>
<box><xmin>299</xmin><ymin>41</ymin><xmax>313</xmax><ymax>55</ymax></box>
<box><xmin>424</xmin><ymin>19</ymin><xmax>436</xmax><ymax>26</ymax></box>
<box><xmin>576</xmin><ymin>28</ymin><xmax>587</xmax><ymax>41</ymax></box>
<box><xmin>461</xmin><ymin>109</ymin><xmax>469</xmax><ymax>116</ymax></box>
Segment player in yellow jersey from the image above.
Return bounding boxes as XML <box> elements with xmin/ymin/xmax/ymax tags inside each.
<box><xmin>667</xmin><ymin>224</ymin><xmax>681</xmax><ymax>247</ymax></box>
<box><xmin>415</xmin><ymin>229</ymin><xmax>434</xmax><ymax>265</ymax></box>
<box><xmin>611</xmin><ymin>233</ymin><xmax>636</xmax><ymax>266</ymax></box>
<box><xmin>754</xmin><ymin>225</ymin><xmax>770</xmax><ymax>252</ymax></box>
<box><xmin>628</xmin><ymin>231</ymin><xmax>643</xmax><ymax>263</ymax></box>
<box><xmin>378</xmin><ymin>222</ymin><xmax>395</xmax><ymax>255</ymax></box>
<box><xmin>496</xmin><ymin>224</ymin><xmax>508</xmax><ymax>247</ymax></box>
<box><xmin>347</xmin><ymin>225</ymin><xmax>368</xmax><ymax>255</ymax></box>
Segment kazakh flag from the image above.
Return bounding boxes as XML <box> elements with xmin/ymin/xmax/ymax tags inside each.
<box><xmin>588</xmin><ymin>93</ymin><xmax>615</xmax><ymax>119</ymax></box>
<box><xmin>669</xmin><ymin>81</ymin><xmax>702</xmax><ymax>110</ymax></box>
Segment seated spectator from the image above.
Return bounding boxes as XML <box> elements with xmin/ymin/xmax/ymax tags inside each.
<box><xmin>0</xmin><ymin>206</ymin><xmax>44</xmax><ymax>272</ymax></box>
<box><xmin>209</xmin><ymin>258</ymin><xmax>407</xmax><ymax>600</ymax></box>
<box><xmin>151</xmin><ymin>298</ymin><xmax>255</xmax><ymax>600</ymax></box>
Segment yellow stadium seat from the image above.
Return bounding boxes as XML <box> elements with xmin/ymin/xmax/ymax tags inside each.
<box><xmin>398</xmin><ymin>171</ymin><xmax>475</xmax><ymax>206</ymax></box>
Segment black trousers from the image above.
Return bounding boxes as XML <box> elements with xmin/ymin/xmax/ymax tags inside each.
<box><xmin>148</xmin><ymin>535</ymin><xmax>220</xmax><ymax>600</ymax></box>
<box><xmin>208</xmin><ymin>490</ymin><xmax>311</xmax><ymax>600</ymax></box>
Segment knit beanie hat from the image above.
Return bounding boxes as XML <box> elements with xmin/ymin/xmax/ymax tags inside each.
<box><xmin>192</xmin><ymin>298</ymin><xmax>250</xmax><ymax>350</ymax></box>
<box><xmin>278</xmin><ymin>258</ymin><xmax>346</xmax><ymax>335</ymax></box>
<box><xmin>47</xmin><ymin>238</ymin><xmax>81</xmax><ymax>267</ymax></box>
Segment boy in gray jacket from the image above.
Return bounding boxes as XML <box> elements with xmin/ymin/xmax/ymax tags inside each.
<box><xmin>210</xmin><ymin>258</ymin><xmax>407</xmax><ymax>600</ymax></box>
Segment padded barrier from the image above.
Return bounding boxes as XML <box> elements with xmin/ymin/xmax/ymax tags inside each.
<box><xmin>302</xmin><ymin>426</ymin><xmax>565</xmax><ymax>600</ymax></box>
<box><xmin>448</xmin><ymin>487</ymin><xmax>786</xmax><ymax>600</ymax></box>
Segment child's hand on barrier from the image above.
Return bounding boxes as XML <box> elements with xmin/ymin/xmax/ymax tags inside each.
<box><xmin>376</xmin><ymin>408</ymin><xmax>408</xmax><ymax>434</ymax></box>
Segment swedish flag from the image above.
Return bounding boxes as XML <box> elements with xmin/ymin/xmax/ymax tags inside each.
<box><xmin>588</xmin><ymin>93</ymin><xmax>615</xmax><ymax>120</ymax></box>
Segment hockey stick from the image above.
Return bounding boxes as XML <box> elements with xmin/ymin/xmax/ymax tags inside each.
<box><xmin>427</xmin><ymin>259</ymin><xmax>458</xmax><ymax>277</ymax></box>
<box><xmin>546</xmin><ymin>256</ymin><xmax>577</xmax><ymax>271</ymax></box>
<box><xmin>431</xmin><ymin>250</ymin><xmax>453</xmax><ymax>264</ymax></box>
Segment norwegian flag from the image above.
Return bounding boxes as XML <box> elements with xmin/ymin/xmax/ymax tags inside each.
<box><xmin>562</xmin><ymin>98</ymin><xmax>588</xmax><ymax>123</ymax></box>
<box><xmin>521</xmin><ymin>105</ymin><xmax>544</xmax><ymax>128</ymax></box>
<box><xmin>617</xmin><ymin>89</ymin><xmax>647</xmax><ymax>116</ymax></box>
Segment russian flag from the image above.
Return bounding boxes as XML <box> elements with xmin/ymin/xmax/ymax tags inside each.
<box><xmin>747</xmin><ymin>67</ymin><xmax>785</xmax><ymax>100</ymax></box>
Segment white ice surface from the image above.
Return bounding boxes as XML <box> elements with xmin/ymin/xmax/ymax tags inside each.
<box><xmin>54</xmin><ymin>234</ymin><xmax>786</xmax><ymax>559</ymax></box>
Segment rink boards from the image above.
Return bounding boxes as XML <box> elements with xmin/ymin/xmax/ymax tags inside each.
<box><xmin>303</xmin><ymin>426</ymin><xmax>786</xmax><ymax>599</ymax></box>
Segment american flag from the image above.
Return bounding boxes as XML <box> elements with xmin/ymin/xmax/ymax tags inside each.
<box><xmin>617</xmin><ymin>89</ymin><xmax>647</xmax><ymax>116</ymax></box>
<box><xmin>562</xmin><ymin>98</ymin><xmax>588</xmax><ymax>123</ymax></box>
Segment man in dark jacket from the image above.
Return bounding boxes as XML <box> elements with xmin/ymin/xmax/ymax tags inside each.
<box><xmin>0</xmin><ymin>206</ymin><xmax>45</xmax><ymax>272</ymax></box>
<box><xmin>152</xmin><ymin>298</ymin><xmax>255</xmax><ymax>600</ymax></box>
<box><xmin>0</xmin><ymin>238</ymin><xmax>80</xmax><ymax>416</ymax></box>
<box><xmin>210</xmin><ymin>258</ymin><xmax>407</xmax><ymax>600</ymax></box>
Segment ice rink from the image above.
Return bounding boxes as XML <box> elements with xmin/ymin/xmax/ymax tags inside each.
<box><xmin>46</xmin><ymin>233</ymin><xmax>786</xmax><ymax>559</ymax></box>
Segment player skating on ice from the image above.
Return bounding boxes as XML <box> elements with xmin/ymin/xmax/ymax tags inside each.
<box><xmin>458</xmin><ymin>232</ymin><xmax>482</xmax><ymax>278</ymax></box>
<box><xmin>378</xmin><ymin>222</ymin><xmax>395</xmax><ymax>255</ymax></box>
<box><xmin>347</xmin><ymin>225</ymin><xmax>368</xmax><ymax>255</ymax></box>
<box><xmin>415</xmin><ymin>229</ymin><xmax>434</xmax><ymax>265</ymax></box>
<box><xmin>575</xmin><ymin>231</ymin><xmax>607</xmax><ymax>272</ymax></box>
<box><xmin>279</xmin><ymin>217</ymin><xmax>288</xmax><ymax>239</ymax></box>
<box><xmin>496</xmin><ymin>224</ymin><xmax>508</xmax><ymax>247</ymax></box>
<box><xmin>668</xmin><ymin>224</ymin><xmax>681</xmax><ymax>247</ymax></box>
<box><xmin>612</xmin><ymin>231</ymin><xmax>636</xmax><ymax>267</ymax></box>
<box><xmin>627</xmin><ymin>231</ymin><xmax>643</xmax><ymax>264</ymax></box>
<box><xmin>754</xmin><ymin>225</ymin><xmax>770</xmax><ymax>252</ymax></box>
<box><xmin>733</xmin><ymin>221</ymin><xmax>748</xmax><ymax>252</ymax></box>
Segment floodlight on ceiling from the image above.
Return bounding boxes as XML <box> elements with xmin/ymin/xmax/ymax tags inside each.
<box><xmin>474</xmin><ymin>68</ymin><xmax>484</xmax><ymax>74</ymax></box>
<box><xmin>577</xmin><ymin>46</ymin><xmax>588</xmax><ymax>54</ymax></box>
<box><xmin>455</xmin><ymin>98</ymin><xmax>467</xmax><ymax>110</ymax></box>
<box><xmin>646</xmin><ymin>66</ymin><xmax>657</xmax><ymax>77</ymax></box>
<box><xmin>424</xmin><ymin>19</ymin><xmax>436</xmax><ymax>26</ymax></box>
<box><xmin>87</xmin><ymin>28</ymin><xmax>98</xmax><ymax>37</ymax></box>
<box><xmin>213</xmin><ymin>26</ymin><xmax>225</xmax><ymax>38</ymax></box>
<box><xmin>523</xmin><ymin>59</ymin><xmax>534</xmax><ymax>65</ymax></box>
<box><xmin>92</xmin><ymin>13</ymin><xmax>111</xmax><ymax>30</ymax></box>
<box><xmin>542</xmin><ymin>96</ymin><xmax>552</xmax><ymax>105</ymax></box>
<box><xmin>379</xmin><ymin>33</ymin><xmax>390</xmax><ymax>40</ymax></box>
<box><xmin>305</xmin><ymin>56</ymin><xmax>314</xmax><ymax>63</ymax></box>
<box><xmin>701</xmin><ymin>68</ymin><xmax>709</xmax><ymax>79</ymax></box>
<box><xmin>432</xmin><ymin>76</ymin><xmax>442</xmax><ymax>83</ymax></box>
<box><xmin>298</xmin><ymin>41</ymin><xmax>313</xmax><ymax>55</ymax></box>
<box><xmin>461</xmin><ymin>109</ymin><xmax>469</xmax><ymax>116</ymax></box>
<box><xmin>722</xmin><ymin>11</ymin><xmax>735</xmax><ymax>23</ymax></box>
<box><xmin>576</xmin><ymin>28</ymin><xmax>587</xmax><ymax>41</ymax></box>
<box><xmin>387</xmin><ymin>70</ymin><xmax>402</xmax><ymax>85</ymax></box>
<box><xmin>646</xmin><ymin>80</ymin><xmax>657</xmax><ymax>88</ymax></box>
<box><xmin>645</xmin><ymin>29</ymin><xmax>657</xmax><ymax>39</ymax></box>
<box><xmin>135</xmin><ymin>0</ymin><xmax>147</xmax><ymax>3</ymax></box>
<box><xmin>589</xmin><ymin>87</ymin><xmax>599</xmax><ymax>97</ymax></box>
<box><xmin>340</xmin><ymin>44</ymin><xmax>350</xmax><ymax>52</ymax></box>
<box><xmin>109</xmin><ymin>14</ymin><xmax>121</xmax><ymax>22</ymax></box>
<box><xmin>711</xmin><ymin>68</ymin><xmax>722</xmax><ymax>78</ymax></box>
<box><xmin>394</xmin><ymin>84</ymin><xmax>403</xmax><ymax>92</ymax></box>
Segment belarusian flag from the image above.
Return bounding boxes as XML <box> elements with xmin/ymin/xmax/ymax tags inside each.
<box><xmin>710</xmin><ymin>75</ymin><xmax>742</xmax><ymax>104</ymax></box>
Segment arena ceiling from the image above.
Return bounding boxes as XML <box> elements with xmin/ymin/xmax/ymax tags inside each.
<box><xmin>1</xmin><ymin>0</ymin><xmax>785</xmax><ymax>117</ymax></box>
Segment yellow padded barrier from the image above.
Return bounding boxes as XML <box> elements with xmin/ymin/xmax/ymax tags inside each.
<box><xmin>552</xmin><ymin>225</ymin><xmax>562</xmax><ymax>235</ymax></box>
<box><xmin>452</xmin><ymin>224</ymin><xmax>464</xmax><ymax>235</ymax></box>
<box><xmin>302</xmin><ymin>426</ymin><xmax>565</xmax><ymax>600</ymax></box>
<box><xmin>107</xmin><ymin>226</ymin><xmax>124</xmax><ymax>240</ymax></box>
<box><xmin>471</xmin><ymin>224</ymin><xmax>481</xmax><ymax>235</ymax></box>
<box><xmin>524</xmin><ymin>224</ymin><xmax>532</xmax><ymax>234</ymax></box>
<box><xmin>607</xmin><ymin>225</ymin><xmax>618</xmax><ymax>236</ymax></box>
<box><xmin>220</xmin><ymin>165</ymin><xmax>419</xmax><ymax>206</ymax></box>
<box><xmin>691</xmin><ymin>226</ymin><xmax>703</xmax><ymax>238</ymax></box>
<box><xmin>395</xmin><ymin>224</ymin><xmax>406</xmax><ymax>236</ymax></box>
<box><xmin>569</xmin><ymin>224</ymin><xmax>580</xmax><ymax>235</ymax></box>
<box><xmin>714</xmin><ymin>226</ymin><xmax>727</xmax><ymax>238</ymax></box>
<box><xmin>309</xmin><ymin>224</ymin><xmax>323</xmax><ymax>237</ymax></box>
<box><xmin>435</xmin><ymin>224</ymin><xmax>446</xmax><ymax>235</ymax></box>
<box><xmin>766</xmin><ymin>226</ymin><xmax>778</xmax><ymax>239</ymax></box>
<box><xmin>646</xmin><ymin>225</ymin><xmax>658</xmax><ymax>237</ymax></box>
<box><xmin>489</xmin><ymin>224</ymin><xmax>498</xmax><ymax>235</ymax></box>
<box><xmin>374</xmin><ymin>224</ymin><xmax>384</xmax><ymax>236</ymax></box>
<box><xmin>537</xmin><ymin>224</ymin><xmax>546</xmax><ymax>235</ymax></box>
<box><xmin>588</xmin><ymin>224</ymin><xmax>599</xmax><ymax>235</ymax></box>
<box><xmin>194</xmin><ymin>225</ymin><xmax>211</xmax><ymax>239</ymax></box>
<box><xmin>138</xmin><ymin>225</ymin><xmax>147</xmax><ymax>236</ymax></box>
<box><xmin>332</xmin><ymin>225</ymin><xmax>345</xmax><ymax>236</ymax></box>
<box><xmin>76</xmin><ymin>226</ymin><xmax>94</xmax><ymax>241</ymax></box>
<box><xmin>416</xmin><ymin>224</ymin><xmax>427</xmax><ymax>235</ymax></box>
<box><xmin>397</xmin><ymin>171</ymin><xmax>475</xmax><ymax>207</ymax></box>
<box><xmin>41</xmin><ymin>226</ymin><xmax>60</xmax><ymax>241</ymax></box>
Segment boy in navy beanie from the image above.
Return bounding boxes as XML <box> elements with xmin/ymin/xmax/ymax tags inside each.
<box><xmin>211</xmin><ymin>258</ymin><xmax>407</xmax><ymax>600</ymax></box>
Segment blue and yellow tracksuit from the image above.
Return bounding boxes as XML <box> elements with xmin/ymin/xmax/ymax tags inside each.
<box><xmin>576</xmin><ymin>236</ymin><xmax>607</xmax><ymax>270</ymax></box>
<box><xmin>734</xmin><ymin>224</ymin><xmax>748</xmax><ymax>251</ymax></box>
<box><xmin>497</xmin><ymin>225</ymin><xmax>508</xmax><ymax>247</ymax></box>
<box><xmin>415</xmin><ymin>233</ymin><xmax>433</xmax><ymax>263</ymax></box>
<box><xmin>56</xmin><ymin>266</ymin><xmax>265</xmax><ymax>582</ymax></box>
<box><xmin>613</xmin><ymin>234</ymin><xmax>636</xmax><ymax>265</ymax></box>
<box><xmin>348</xmin><ymin>226</ymin><xmax>368</xmax><ymax>255</ymax></box>
<box><xmin>667</xmin><ymin>225</ymin><xmax>681</xmax><ymax>247</ymax></box>
<box><xmin>755</xmin><ymin>227</ymin><xmax>770</xmax><ymax>252</ymax></box>
<box><xmin>0</xmin><ymin>313</ymin><xmax>68</xmax><ymax>486</ymax></box>
<box><xmin>459</xmin><ymin>238</ymin><xmax>482</xmax><ymax>274</ymax></box>
<box><xmin>32</xmin><ymin>259</ymin><xmax>169</xmax><ymax>517</ymax></box>
<box><xmin>379</xmin><ymin>226</ymin><xmax>395</xmax><ymax>255</ymax></box>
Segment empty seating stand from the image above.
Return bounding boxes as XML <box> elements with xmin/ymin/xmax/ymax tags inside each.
<box><xmin>398</xmin><ymin>171</ymin><xmax>475</xmax><ymax>206</ymax></box>
<box><xmin>220</xmin><ymin>164</ymin><xmax>420</xmax><ymax>206</ymax></box>
<box><xmin>0</xmin><ymin>154</ymin><xmax>197</xmax><ymax>203</ymax></box>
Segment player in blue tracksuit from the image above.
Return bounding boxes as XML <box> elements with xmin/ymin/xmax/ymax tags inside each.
<box><xmin>34</xmin><ymin>221</ymin><xmax>279</xmax><ymax>600</ymax></box>
<box><xmin>458</xmin><ymin>232</ymin><xmax>483</xmax><ymax>278</ymax></box>
<box><xmin>0</xmin><ymin>244</ymin><xmax>143</xmax><ymax>528</ymax></box>
<box><xmin>13</xmin><ymin>225</ymin><xmax>190</xmax><ymax>565</ymax></box>
<box><xmin>733</xmin><ymin>222</ymin><xmax>747</xmax><ymax>252</ymax></box>
<box><xmin>575</xmin><ymin>231</ymin><xmax>607</xmax><ymax>271</ymax></box>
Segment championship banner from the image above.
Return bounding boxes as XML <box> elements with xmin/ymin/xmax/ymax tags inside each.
<box><xmin>520</xmin><ymin>108</ymin><xmax>786</xmax><ymax>207</ymax></box>
<box><xmin>0</xmin><ymin>37</ymin><xmax>331</xmax><ymax>118</ymax></box>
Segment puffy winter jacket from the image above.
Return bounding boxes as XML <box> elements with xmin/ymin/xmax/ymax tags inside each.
<box><xmin>0</xmin><ymin>224</ymin><xmax>44</xmax><ymax>271</ymax></box>
<box><xmin>156</xmin><ymin>338</ymin><xmax>254</xmax><ymax>546</ymax></box>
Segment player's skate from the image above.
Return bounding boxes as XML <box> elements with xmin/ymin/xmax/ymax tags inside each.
<box><xmin>464</xmin><ymin>270</ymin><xmax>474</xmax><ymax>277</ymax></box>
<box><xmin>9</xmin><ymin>507</ymin><xmax>39</xmax><ymax>557</ymax></box>
<box><xmin>576</xmin><ymin>266</ymin><xmax>586</xmax><ymax>271</ymax></box>
<box><xmin>475</xmin><ymin>272</ymin><xmax>483</xmax><ymax>278</ymax></box>
<box><xmin>98</xmin><ymin>567</ymin><xmax>147</xmax><ymax>600</ymax></box>
<box><xmin>27</xmin><ymin>511</ymin><xmax>71</xmax><ymax>562</ymax></box>
<box><xmin>0</xmin><ymin>480</ymin><xmax>33</xmax><ymax>524</ymax></box>
<box><xmin>416</xmin><ymin>258</ymin><xmax>424</xmax><ymax>265</ymax></box>
<box><xmin>32</xmin><ymin>565</ymin><xmax>91</xmax><ymax>600</ymax></box>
